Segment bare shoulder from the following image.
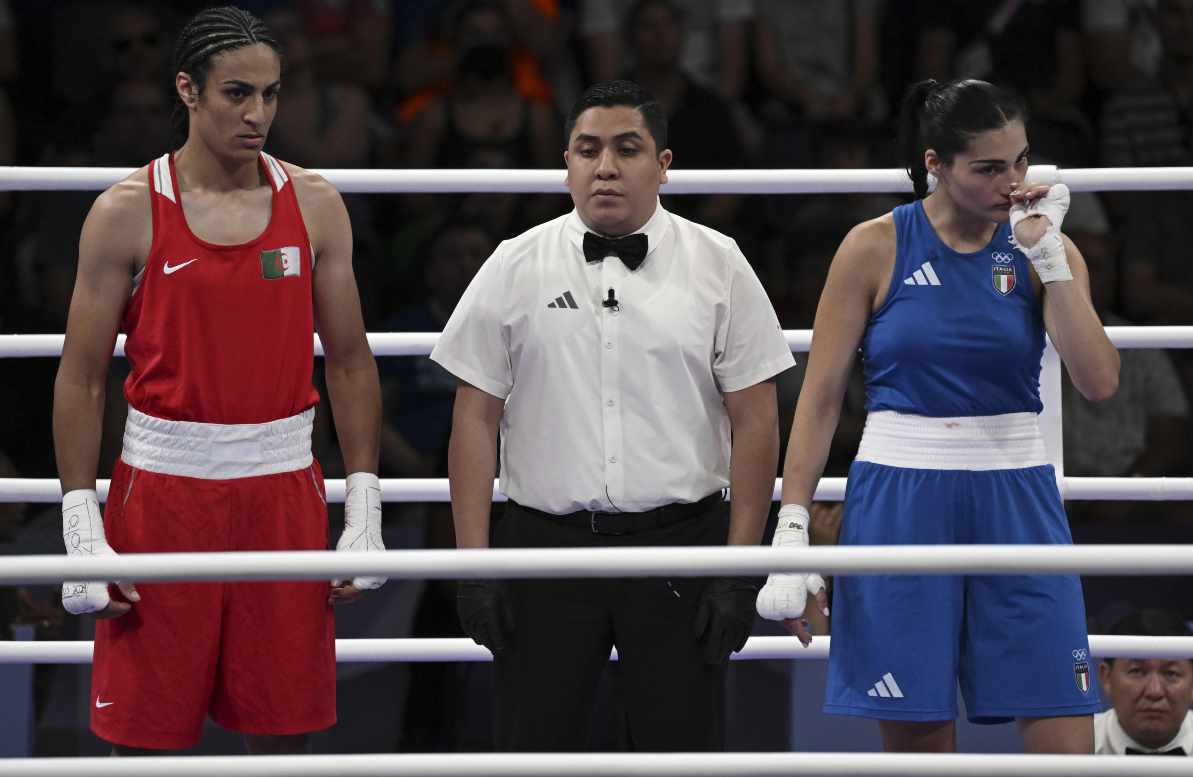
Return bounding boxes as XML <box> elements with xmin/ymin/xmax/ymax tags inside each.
<box><xmin>82</xmin><ymin>165</ymin><xmax>152</xmax><ymax>265</ymax></box>
<box><xmin>832</xmin><ymin>213</ymin><xmax>896</xmax><ymax>275</ymax></box>
<box><xmin>281</xmin><ymin>161</ymin><xmax>350</xmax><ymax>259</ymax></box>
<box><xmin>89</xmin><ymin>165</ymin><xmax>151</xmax><ymax>225</ymax></box>
<box><xmin>283</xmin><ymin>162</ymin><xmax>344</xmax><ymax>211</ymax></box>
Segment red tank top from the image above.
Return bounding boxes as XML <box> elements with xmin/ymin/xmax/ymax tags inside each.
<box><xmin>122</xmin><ymin>152</ymin><xmax>320</xmax><ymax>423</ymax></box>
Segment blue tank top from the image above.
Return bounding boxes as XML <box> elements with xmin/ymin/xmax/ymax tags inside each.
<box><xmin>861</xmin><ymin>200</ymin><xmax>1044</xmax><ymax>417</ymax></box>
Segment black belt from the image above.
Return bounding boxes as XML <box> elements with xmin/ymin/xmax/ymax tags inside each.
<box><xmin>508</xmin><ymin>492</ymin><xmax>724</xmax><ymax>536</ymax></box>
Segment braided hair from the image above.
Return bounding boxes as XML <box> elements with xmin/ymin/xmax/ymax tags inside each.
<box><xmin>171</xmin><ymin>6</ymin><xmax>280</xmax><ymax>146</ymax></box>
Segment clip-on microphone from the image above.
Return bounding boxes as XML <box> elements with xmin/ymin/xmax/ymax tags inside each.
<box><xmin>602</xmin><ymin>288</ymin><xmax>619</xmax><ymax>311</ymax></box>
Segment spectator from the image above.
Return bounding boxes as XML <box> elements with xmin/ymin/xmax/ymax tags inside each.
<box><xmin>393</xmin><ymin>1</ymin><xmax>573</xmax><ymax>116</ymax></box>
<box><xmin>914</xmin><ymin>0</ymin><xmax>1092</xmax><ymax>167</ymax></box>
<box><xmin>1095</xmin><ymin>610</ymin><xmax>1193</xmax><ymax>756</ymax></box>
<box><xmin>1062</xmin><ymin>192</ymin><xmax>1188</xmax><ymax>485</ymax></box>
<box><xmin>105</xmin><ymin>1</ymin><xmax>168</xmax><ymax>87</ymax></box>
<box><xmin>401</xmin><ymin>1</ymin><xmax>558</xmax><ymax>172</ymax></box>
<box><xmin>753</xmin><ymin>0</ymin><xmax>884</xmax><ymax>126</ymax></box>
<box><xmin>580</xmin><ymin>0</ymin><xmax>754</xmax><ymax>102</ymax></box>
<box><xmin>1083</xmin><ymin>0</ymin><xmax>1161</xmax><ymax>92</ymax></box>
<box><xmin>297</xmin><ymin>0</ymin><xmax>393</xmax><ymax>94</ymax></box>
<box><xmin>262</xmin><ymin>7</ymin><xmax>373</xmax><ymax>168</ymax></box>
<box><xmin>625</xmin><ymin>0</ymin><xmax>745</xmax><ymax>231</ymax></box>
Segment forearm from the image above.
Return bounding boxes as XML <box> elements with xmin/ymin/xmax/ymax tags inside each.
<box><xmin>780</xmin><ymin>393</ymin><xmax>843</xmax><ymax>507</ymax></box>
<box><xmin>447</xmin><ymin>415</ymin><xmax>499</xmax><ymax>549</ymax></box>
<box><xmin>326</xmin><ymin>354</ymin><xmax>382</xmax><ymax>474</ymax></box>
<box><xmin>1046</xmin><ymin>283</ymin><xmax>1120</xmax><ymax>400</ymax></box>
<box><xmin>727</xmin><ymin>418</ymin><xmax>779</xmax><ymax>546</ymax></box>
<box><xmin>52</xmin><ymin>374</ymin><xmax>105</xmax><ymax>492</ymax></box>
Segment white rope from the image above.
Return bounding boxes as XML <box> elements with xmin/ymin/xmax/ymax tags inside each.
<box><xmin>2</xmin><ymin>635</ymin><xmax>1189</xmax><ymax>665</ymax></box>
<box><xmin>0</xmin><ymin>752</ymin><xmax>1186</xmax><ymax>777</ymax></box>
<box><xmin>6</xmin><ymin>475</ymin><xmax>1193</xmax><ymax>503</ymax></box>
<box><xmin>6</xmin><ymin>164</ymin><xmax>1193</xmax><ymax>193</ymax></box>
<box><xmin>5</xmin><ymin>327</ymin><xmax>1193</xmax><ymax>359</ymax></box>
<box><xmin>0</xmin><ymin>544</ymin><xmax>1190</xmax><ymax>585</ymax></box>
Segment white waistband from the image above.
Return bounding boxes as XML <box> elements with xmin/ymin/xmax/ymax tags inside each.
<box><xmin>854</xmin><ymin>411</ymin><xmax>1048</xmax><ymax>471</ymax></box>
<box><xmin>122</xmin><ymin>407</ymin><xmax>314</xmax><ymax>480</ymax></box>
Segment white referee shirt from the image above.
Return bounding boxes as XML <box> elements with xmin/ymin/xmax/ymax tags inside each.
<box><xmin>1095</xmin><ymin>708</ymin><xmax>1193</xmax><ymax>755</ymax></box>
<box><xmin>430</xmin><ymin>203</ymin><xmax>794</xmax><ymax>514</ymax></box>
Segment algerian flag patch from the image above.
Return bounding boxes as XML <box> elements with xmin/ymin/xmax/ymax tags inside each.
<box><xmin>260</xmin><ymin>246</ymin><xmax>301</xmax><ymax>279</ymax></box>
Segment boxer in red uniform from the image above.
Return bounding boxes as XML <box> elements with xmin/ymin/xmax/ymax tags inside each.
<box><xmin>52</xmin><ymin>6</ymin><xmax>383</xmax><ymax>754</ymax></box>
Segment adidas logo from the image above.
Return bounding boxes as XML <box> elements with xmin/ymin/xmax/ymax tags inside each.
<box><xmin>903</xmin><ymin>261</ymin><xmax>942</xmax><ymax>286</ymax></box>
<box><xmin>866</xmin><ymin>672</ymin><xmax>904</xmax><ymax>699</ymax></box>
<box><xmin>547</xmin><ymin>291</ymin><xmax>579</xmax><ymax>309</ymax></box>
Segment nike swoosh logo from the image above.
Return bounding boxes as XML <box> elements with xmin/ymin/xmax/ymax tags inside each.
<box><xmin>95</xmin><ymin>699</ymin><xmax>114</xmax><ymax>708</ymax></box>
<box><xmin>163</xmin><ymin>258</ymin><xmax>199</xmax><ymax>275</ymax></box>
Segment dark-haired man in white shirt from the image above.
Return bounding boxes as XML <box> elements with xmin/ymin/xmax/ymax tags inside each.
<box><xmin>431</xmin><ymin>79</ymin><xmax>793</xmax><ymax>751</ymax></box>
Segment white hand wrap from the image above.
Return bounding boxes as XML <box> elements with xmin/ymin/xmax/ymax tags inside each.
<box><xmin>336</xmin><ymin>472</ymin><xmax>386</xmax><ymax>590</ymax></box>
<box><xmin>61</xmin><ymin>489</ymin><xmax>116</xmax><ymax>615</ymax></box>
<box><xmin>756</xmin><ymin>504</ymin><xmax>826</xmax><ymax>622</ymax></box>
<box><xmin>1009</xmin><ymin>183</ymin><xmax>1072</xmax><ymax>284</ymax></box>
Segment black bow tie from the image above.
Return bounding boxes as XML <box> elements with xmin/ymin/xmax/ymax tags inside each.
<box><xmin>583</xmin><ymin>232</ymin><xmax>648</xmax><ymax>271</ymax></box>
<box><xmin>1126</xmin><ymin>747</ymin><xmax>1186</xmax><ymax>755</ymax></box>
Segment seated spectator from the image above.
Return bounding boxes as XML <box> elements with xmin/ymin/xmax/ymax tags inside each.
<box><xmin>263</xmin><ymin>7</ymin><xmax>373</xmax><ymax>168</ymax></box>
<box><xmin>400</xmin><ymin>1</ymin><xmax>557</xmax><ymax>171</ymax></box>
<box><xmin>580</xmin><ymin>0</ymin><xmax>753</xmax><ymax>102</ymax></box>
<box><xmin>297</xmin><ymin>0</ymin><xmax>393</xmax><ymax>94</ymax></box>
<box><xmin>1062</xmin><ymin>193</ymin><xmax>1188</xmax><ymax>489</ymax></box>
<box><xmin>753</xmin><ymin>0</ymin><xmax>884</xmax><ymax>127</ymax></box>
<box><xmin>625</xmin><ymin>0</ymin><xmax>745</xmax><ymax>231</ymax></box>
<box><xmin>105</xmin><ymin>1</ymin><xmax>168</xmax><ymax>87</ymax></box>
<box><xmin>1083</xmin><ymin>0</ymin><xmax>1161</xmax><ymax>93</ymax></box>
<box><xmin>393</xmin><ymin>1</ymin><xmax>570</xmax><ymax>116</ymax></box>
<box><xmin>1096</xmin><ymin>609</ymin><xmax>1193</xmax><ymax>756</ymax></box>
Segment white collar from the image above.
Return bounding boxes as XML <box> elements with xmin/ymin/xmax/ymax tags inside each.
<box><xmin>565</xmin><ymin>199</ymin><xmax>670</xmax><ymax>262</ymax></box>
<box><xmin>1105</xmin><ymin>708</ymin><xmax>1193</xmax><ymax>754</ymax></box>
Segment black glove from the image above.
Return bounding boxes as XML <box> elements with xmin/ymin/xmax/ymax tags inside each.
<box><xmin>457</xmin><ymin>579</ymin><xmax>514</xmax><ymax>656</ymax></box>
<box><xmin>693</xmin><ymin>576</ymin><xmax>759</xmax><ymax>664</ymax></box>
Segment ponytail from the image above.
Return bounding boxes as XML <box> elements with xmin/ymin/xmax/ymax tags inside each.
<box><xmin>898</xmin><ymin>79</ymin><xmax>938</xmax><ymax>199</ymax></box>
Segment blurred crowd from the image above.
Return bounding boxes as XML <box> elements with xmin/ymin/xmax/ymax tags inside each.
<box><xmin>0</xmin><ymin>0</ymin><xmax>1191</xmax><ymax>754</ymax></box>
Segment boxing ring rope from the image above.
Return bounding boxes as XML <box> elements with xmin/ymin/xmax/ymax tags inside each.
<box><xmin>3</xmin><ymin>164</ymin><xmax>1193</xmax><ymax>773</ymax></box>
<box><xmin>5</xmin><ymin>164</ymin><xmax>1193</xmax><ymax>193</ymax></box>
<box><xmin>1</xmin><ymin>635</ymin><xmax>1190</xmax><ymax>665</ymax></box>
<box><xmin>0</xmin><ymin>753</ymin><xmax>1190</xmax><ymax>777</ymax></box>
<box><xmin>2</xmin><ymin>544</ymin><xmax>1193</xmax><ymax>584</ymax></box>
<box><xmin>3</xmin><ymin>326</ymin><xmax>1193</xmax><ymax>503</ymax></box>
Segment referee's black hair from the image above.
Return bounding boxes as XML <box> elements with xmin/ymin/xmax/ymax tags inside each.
<box><xmin>897</xmin><ymin>78</ymin><xmax>1026</xmax><ymax>199</ymax></box>
<box><xmin>171</xmin><ymin>6</ymin><xmax>281</xmax><ymax>146</ymax></box>
<box><xmin>565</xmin><ymin>80</ymin><xmax>668</xmax><ymax>152</ymax></box>
<box><xmin>1103</xmin><ymin>609</ymin><xmax>1193</xmax><ymax>666</ymax></box>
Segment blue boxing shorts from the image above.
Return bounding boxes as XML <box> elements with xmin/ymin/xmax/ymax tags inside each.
<box><xmin>824</xmin><ymin>411</ymin><xmax>1101</xmax><ymax>724</ymax></box>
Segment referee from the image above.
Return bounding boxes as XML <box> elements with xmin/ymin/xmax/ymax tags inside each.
<box><xmin>430</xmin><ymin>80</ymin><xmax>794</xmax><ymax>751</ymax></box>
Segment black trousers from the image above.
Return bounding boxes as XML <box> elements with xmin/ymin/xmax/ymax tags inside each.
<box><xmin>492</xmin><ymin>498</ymin><xmax>730</xmax><ymax>752</ymax></box>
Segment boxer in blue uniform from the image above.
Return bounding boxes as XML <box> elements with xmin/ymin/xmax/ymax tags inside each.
<box><xmin>756</xmin><ymin>79</ymin><xmax>1121</xmax><ymax>753</ymax></box>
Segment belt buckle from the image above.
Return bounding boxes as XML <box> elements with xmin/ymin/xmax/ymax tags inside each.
<box><xmin>589</xmin><ymin>511</ymin><xmax>625</xmax><ymax>536</ymax></box>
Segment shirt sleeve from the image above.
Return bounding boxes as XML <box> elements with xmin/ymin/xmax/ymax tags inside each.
<box><xmin>428</xmin><ymin>244</ymin><xmax>513</xmax><ymax>399</ymax></box>
<box><xmin>712</xmin><ymin>242</ymin><xmax>796</xmax><ymax>392</ymax></box>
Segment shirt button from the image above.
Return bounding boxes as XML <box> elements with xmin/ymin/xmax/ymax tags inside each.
<box><xmin>608</xmin><ymin>456</ymin><xmax>618</xmax><ymax>464</ymax></box>
<box><xmin>605</xmin><ymin>341</ymin><xmax>613</xmax><ymax>350</ymax></box>
<box><xmin>606</xmin><ymin>399</ymin><xmax>615</xmax><ymax>407</ymax></box>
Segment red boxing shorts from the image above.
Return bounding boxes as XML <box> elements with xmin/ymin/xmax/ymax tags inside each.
<box><xmin>90</xmin><ymin>454</ymin><xmax>336</xmax><ymax>749</ymax></box>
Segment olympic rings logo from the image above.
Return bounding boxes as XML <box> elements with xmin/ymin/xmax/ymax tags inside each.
<box><xmin>1072</xmin><ymin>649</ymin><xmax>1088</xmax><ymax>661</ymax></box>
<box><xmin>992</xmin><ymin>252</ymin><xmax>1016</xmax><ymax>264</ymax></box>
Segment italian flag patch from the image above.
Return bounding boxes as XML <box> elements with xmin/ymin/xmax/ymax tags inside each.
<box><xmin>260</xmin><ymin>246</ymin><xmax>301</xmax><ymax>279</ymax></box>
